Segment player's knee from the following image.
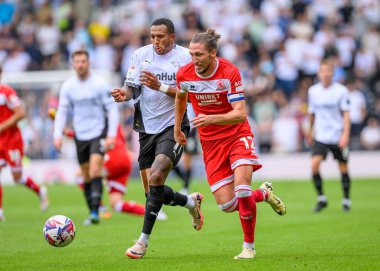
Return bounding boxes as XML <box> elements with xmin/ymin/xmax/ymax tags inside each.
<box><xmin>112</xmin><ymin>200</ymin><xmax>123</xmax><ymax>212</ymax></box>
<box><xmin>149</xmin><ymin>169</ymin><xmax>168</xmax><ymax>186</ymax></box>
<box><xmin>219</xmin><ymin>197</ymin><xmax>238</xmax><ymax>213</ymax></box>
<box><xmin>13</xmin><ymin>173</ymin><xmax>23</xmax><ymax>183</ymax></box>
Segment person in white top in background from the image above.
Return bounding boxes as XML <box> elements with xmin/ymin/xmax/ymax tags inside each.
<box><xmin>307</xmin><ymin>59</ymin><xmax>351</xmax><ymax>213</ymax></box>
<box><xmin>54</xmin><ymin>49</ymin><xmax>119</xmax><ymax>225</ymax></box>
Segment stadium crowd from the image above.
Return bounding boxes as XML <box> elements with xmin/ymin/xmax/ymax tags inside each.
<box><xmin>1</xmin><ymin>0</ymin><xmax>380</xmax><ymax>159</ymax></box>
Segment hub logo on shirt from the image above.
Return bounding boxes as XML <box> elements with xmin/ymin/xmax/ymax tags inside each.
<box><xmin>156</xmin><ymin>72</ymin><xmax>176</xmax><ymax>81</ymax></box>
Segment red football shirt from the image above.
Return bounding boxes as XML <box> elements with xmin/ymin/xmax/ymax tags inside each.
<box><xmin>176</xmin><ymin>57</ymin><xmax>252</xmax><ymax>141</ymax></box>
<box><xmin>0</xmin><ymin>84</ymin><xmax>22</xmax><ymax>139</ymax></box>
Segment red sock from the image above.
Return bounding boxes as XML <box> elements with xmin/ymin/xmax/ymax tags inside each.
<box><xmin>252</xmin><ymin>189</ymin><xmax>265</xmax><ymax>202</ymax></box>
<box><xmin>78</xmin><ymin>183</ymin><xmax>84</xmax><ymax>190</ymax></box>
<box><xmin>117</xmin><ymin>201</ymin><xmax>145</xmax><ymax>215</ymax></box>
<box><xmin>236</xmin><ymin>185</ymin><xmax>257</xmax><ymax>243</ymax></box>
<box><xmin>22</xmin><ymin>176</ymin><xmax>40</xmax><ymax>194</ymax></box>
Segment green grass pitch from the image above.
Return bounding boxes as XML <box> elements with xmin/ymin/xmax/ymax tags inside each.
<box><xmin>0</xmin><ymin>178</ymin><xmax>379</xmax><ymax>271</ymax></box>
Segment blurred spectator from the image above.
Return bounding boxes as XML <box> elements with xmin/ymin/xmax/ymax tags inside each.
<box><xmin>2</xmin><ymin>41</ymin><xmax>31</xmax><ymax>72</ymax></box>
<box><xmin>272</xmin><ymin>107</ymin><xmax>300</xmax><ymax>153</ymax></box>
<box><xmin>360</xmin><ymin>117</ymin><xmax>380</xmax><ymax>150</ymax></box>
<box><xmin>300</xmin><ymin>36</ymin><xmax>324</xmax><ymax>81</ymax></box>
<box><xmin>336</xmin><ymin>27</ymin><xmax>356</xmax><ymax>71</ymax></box>
<box><xmin>347</xmin><ymin>79</ymin><xmax>367</xmax><ymax>149</ymax></box>
<box><xmin>252</xmin><ymin>92</ymin><xmax>277</xmax><ymax>152</ymax></box>
<box><xmin>354</xmin><ymin>46</ymin><xmax>377</xmax><ymax>81</ymax></box>
<box><xmin>90</xmin><ymin>35</ymin><xmax>115</xmax><ymax>72</ymax></box>
<box><xmin>36</xmin><ymin>15</ymin><xmax>61</xmax><ymax>69</ymax></box>
<box><xmin>274</xmin><ymin>42</ymin><xmax>298</xmax><ymax>99</ymax></box>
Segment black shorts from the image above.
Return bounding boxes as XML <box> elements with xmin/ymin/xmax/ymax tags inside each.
<box><xmin>184</xmin><ymin>128</ymin><xmax>198</xmax><ymax>155</ymax></box>
<box><xmin>311</xmin><ymin>140</ymin><xmax>349</xmax><ymax>163</ymax></box>
<box><xmin>138</xmin><ymin>125</ymin><xmax>190</xmax><ymax>170</ymax></box>
<box><xmin>75</xmin><ymin>135</ymin><xmax>106</xmax><ymax>165</ymax></box>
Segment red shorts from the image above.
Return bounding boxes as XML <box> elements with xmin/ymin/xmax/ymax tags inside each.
<box><xmin>0</xmin><ymin>133</ymin><xmax>24</xmax><ymax>172</ymax></box>
<box><xmin>201</xmin><ymin>132</ymin><xmax>262</xmax><ymax>193</ymax></box>
<box><xmin>104</xmin><ymin>147</ymin><xmax>132</xmax><ymax>194</ymax></box>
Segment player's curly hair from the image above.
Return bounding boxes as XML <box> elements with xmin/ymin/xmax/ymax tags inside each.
<box><xmin>191</xmin><ymin>28</ymin><xmax>221</xmax><ymax>52</ymax></box>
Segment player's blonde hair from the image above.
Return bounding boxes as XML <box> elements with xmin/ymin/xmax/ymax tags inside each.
<box><xmin>191</xmin><ymin>28</ymin><xmax>221</xmax><ymax>52</ymax></box>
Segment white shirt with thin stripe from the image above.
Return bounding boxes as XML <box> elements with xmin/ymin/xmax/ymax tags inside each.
<box><xmin>54</xmin><ymin>74</ymin><xmax>119</xmax><ymax>141</ymax></box>
<box><xmin>308</xmin><ymin>82</ymin><xmax>350</xmax><ymax>144</ymax></box>
<box><xmin>124</xmin><ymin>44</ymin><xmax>191</xmax><ymax>134</ymax></box>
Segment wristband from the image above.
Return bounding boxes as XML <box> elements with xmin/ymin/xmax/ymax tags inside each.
<box><xmin>159</xmin><ymin>83</ymin><xmax>170</xmax><ymax>93</ymax></box>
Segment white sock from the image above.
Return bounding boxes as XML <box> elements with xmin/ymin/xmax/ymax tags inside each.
<box><xmin>138</xmin><ymin>233</ymin><xmax>150</xmax><ymax>247</ymax></box>
<box><xmin>185</xmin><ymin>195</ymin><xmax>195</xmax><ymax>209</ymax></box>
<box><xmin>342</xmin><ymin>198</ymin><xmax>351</xmax><ymax>206</ymax></box>
<box><xmin>317</xmin><ymin>195</ymin><xmax>327</xmax><ymax>202</ymax></box>
<box><xmin>243</xmin><ymin>242</ymin><xmax>254</xmax><ymax>250</ymax></box>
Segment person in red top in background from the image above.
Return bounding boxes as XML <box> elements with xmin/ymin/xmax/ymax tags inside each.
<box><xmin>174</xmin><ymin>29</ymin><xmax>287</xmax><ymax>259</ymax></box>
<box><xmin>0</xmin><ymin>65</ymin><xmax>49</xmax><ymax>221</ymax></box>
<box><xmin>48</xmin><ymin>108</ymin><xmax>145</xmax><ymax>217</ymax></box>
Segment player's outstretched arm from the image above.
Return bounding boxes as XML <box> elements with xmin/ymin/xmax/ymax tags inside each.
<box><xmin>307</xmin><ymin>113</ymin><xmax>315</xmax><ymax>146</ymax></box>
<box><xmin>174</xmin><ymin>90</ymin><xmax>188</xmax><ymax>145</ymax></box>
<box><xmin>111</xmin><ymin>85</ymin><xmax>133</xmax><ymax>102</ymax></box>
<box><xmin>0</xmin><ymin>104</ymin><xmax>25</xmax><ymax>133</ymax></box>
<box><xmin>339</xmin><ymin>111</ymin><xmax>351</xmax><ymax>148</ymax></box>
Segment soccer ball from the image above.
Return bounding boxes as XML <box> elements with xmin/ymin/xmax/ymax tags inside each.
<box><xmin>43</xmin><ymin>215</ymin><xmax>76</xmax><ymax>247</ymax></box>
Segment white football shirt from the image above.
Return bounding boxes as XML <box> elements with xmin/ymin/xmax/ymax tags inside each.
<box><xmin>54</xmin><ymin>74</ymin><xmax>119</xmax><ymax>141</ymax></box>
<box><xmin>308</xmin><ymin>82</ymin><xmax>350</xmax><ymax>144</ymax></box>
<box><xmin>124</xmin><ymin>44</ymin><xmax>191</xmax><ymax>134</ymax></box>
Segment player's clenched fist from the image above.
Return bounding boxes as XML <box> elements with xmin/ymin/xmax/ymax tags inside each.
<box><xmin>111</xmin><ymin>88</ymin><xmax>127</xmax><ymax>102</ymax></box>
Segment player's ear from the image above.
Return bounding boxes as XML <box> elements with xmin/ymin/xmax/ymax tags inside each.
<box><xmin>210</xmin><ymin>49</ymin><xmax>217</xmax><ymax>58</ymax></box>
<box><xmin>170</xmin><ymin>33</ymin><xmax>176</xmax><ymax>43</ymax></box>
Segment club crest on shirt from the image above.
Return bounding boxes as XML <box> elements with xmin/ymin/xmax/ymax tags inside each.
<box><xmin>216</xmin><ymin>80</ymin><xmax>226</xmax><ymax>91</ymax></box>
<box><xmin>127</xmin><ymin>66</ymin><xmax>136</xmax><ymax>81</ymax></box>
<box><xmin>171</xmin><ymin>61</ymin><xmax>180</xmax><ymax>68</ymax></box>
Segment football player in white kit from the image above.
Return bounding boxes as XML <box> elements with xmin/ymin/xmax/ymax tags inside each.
<box><xmin>54</xmin><ymin>50</ymin><xmax>119</xmax><ymax>224</ymax></box>
<box><xmin>307</xmin><ymin>59</ymin><xmax>351</xmax><ymax>212</ymax></box>
<box><xmin>111</xmin><ymin>18</ymin><xmax>203</xmax><ymax>259</ymax></box>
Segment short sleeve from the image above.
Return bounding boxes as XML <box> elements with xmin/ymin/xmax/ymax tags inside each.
<box><xmin>176</xmin><ymin>68</ymin><xmax>187</xmax><ymax>93</ymax></box>
<box><xmin>58</xmin><ymin>83</ymin><xmax>71</xmax><ymax>108</ymax></box>
<box><xmin>227</xmin><ymin>67</ymin><xmax>245</xmax><ymax>103</ymax></box>
<box><xmin>4</xmin><ymin>86</ymin><xmax>21</xmax><ymax>109</ymax></box>
<box><xmin>124</xmin><ymin>52</ymin><xmax>141</xmax><ymax>89</ymax></box>
<box><xmin>340</xmin><ymin>87</ymin><xmax>350</xmax><ymax>112</ymax></box>
<box><xmin>307</xmin><ymin>88</ymin><xmax>315</xmax><ymax>114</ymax></box>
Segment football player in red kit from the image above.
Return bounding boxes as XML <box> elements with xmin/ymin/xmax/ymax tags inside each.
<box><xmin>174</xmin><ymin>29</ymin><xmax>286</xmax><ymax>259</ymax></box>
<box><xmin>0</xmin><ymin>65</ymin><xmax>49</xmax><ymax>221</ymax></box>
